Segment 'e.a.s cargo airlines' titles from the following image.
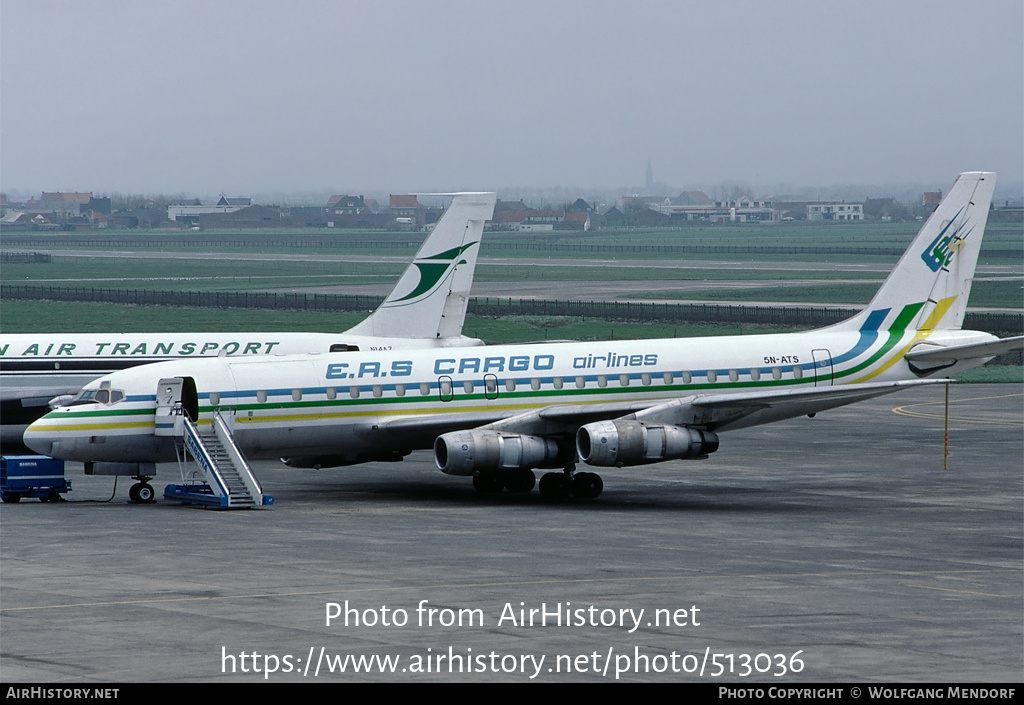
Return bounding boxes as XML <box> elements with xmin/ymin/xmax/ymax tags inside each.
<box><xmin>25</xmin><ymin>174</ymin><xmax>1023</xmax><ymax>500</ymax></box>
<box><xmin>1</xmin><ymin>193</ymin><xmax>497</xmax><ymax>447</ymax></box>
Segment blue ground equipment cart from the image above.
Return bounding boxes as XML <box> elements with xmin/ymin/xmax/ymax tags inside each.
<box><xmin>1</xmin><ymin>455</ymin><xmax>71</xmax><ymax>503</ymax></box>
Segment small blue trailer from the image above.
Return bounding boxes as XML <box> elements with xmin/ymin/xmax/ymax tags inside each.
<box><xmin>1</xmin><ymin>455</ymin><xmax>71</xmax><ymax>503</ymax></box>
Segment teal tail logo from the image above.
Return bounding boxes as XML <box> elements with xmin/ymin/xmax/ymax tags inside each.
<box><xmin>921</xmin><ymin>207</ymin><xmax>972</xmax><ymax>272</ymax></box>
<box><xmin>389</xmin><ymin>242</ymin><xmax>477</xmax><ymax>305</ymax></box>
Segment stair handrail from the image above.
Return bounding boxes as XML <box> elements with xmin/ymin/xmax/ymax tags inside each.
<box><xmin>181</xmin><ymin>416</ymin><xmax>230</xmax><ymax>498</ymax></box>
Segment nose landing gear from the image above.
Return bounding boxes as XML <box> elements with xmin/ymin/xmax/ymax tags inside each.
<box><xmin>128</xmin><ymin>482</ymin><xmax>156</xmax><ymax>504</ymax></box>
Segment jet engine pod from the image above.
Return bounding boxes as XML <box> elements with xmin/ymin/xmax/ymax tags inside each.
<box><xmin>576</xmin><ymin>420</ymin><xmax>719</xmax><ymax>467</ymax></box>
<box><xmin>434</xmin><ymin>430</ymin><xmax>569</xmax><ymax>476</ymax></box>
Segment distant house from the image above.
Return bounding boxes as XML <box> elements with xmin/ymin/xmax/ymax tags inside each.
<box><xmin>558</xmin><ymin>211</ymin><xmax>591</xmax><ymax>231</ymax></box>
<box><xmin>863</xmin><ymin>197</ymin><xmax>906</xmax><ymax>221</ymax></box>
<box><xmin>603</xmin><ymin>206</ymin><xmax>627</xmax><ymax>227</ymax></box>
<box><xmin>85</xmin><ymin>197</ymin><xmax>111</xmax><ymax>215</ymax></box>
<box><xmin>40</xmin><ymin>192</ymin><xmax>92</xmax><ymax>215</ymax></box>
<box><xmin>328</xmin><ymin>195</ymin><xmax>367</xmax><ymax>215</ymax></box>
<box><xmin>325</xmin><ymin>195</ymin><xmax>388</xmax><ymax>228</ymax></box>
<box><xmin>0</xmin><ymin>212</ymin><xmax>57</xmax><ymax>231</ymax></box>
<box><xmin>672</xmin><ymin>190</ymin><xmax>712</xmax><ymax>206</ymax></box>
<box><xmin>390</xmin><ymin>194</ymin><xmax>420</xmax><ymax>226</ymax></box>
<box><xmin>494</xmin><ymin>199</ymin><xmax>532</xmax><ymax>212</ymax></box>
<box><xmin>490</xmin><ymin>209</ymin><xmax>537</xmax><ymax>231</ymax></box>
<box><xmin>216</xmin><ymin>196</ymin><xmax>252</xmax><ymax>207</ymax></box>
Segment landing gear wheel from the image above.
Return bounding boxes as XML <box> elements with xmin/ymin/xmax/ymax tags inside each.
<box><xmin>472</xmin><ymin>472</ymin><xmax>505</xmax><ymax>493</ymax></box>
<box><xmin>539</xmin><ymin>472</ymin><xmax>572</xmax><ymax>500</ymax></box>
<box><xmin>136</xmin><ymin>483</ymin><xmax>156</xmax><ymax>503</ymax></box>
<box><xmin>504</xmin><ymin>468</ymin><xmax>536</xmax><ymax>493</ymax></box>
<box><xmin>572</xmin><ymin>472</ymin><xmax>603</xmax><ymax>499</ymax></box>
<box><xmin>129</xmin><ymin>482</ymin><xmax>156</xmax><ymax>504</ymax></box>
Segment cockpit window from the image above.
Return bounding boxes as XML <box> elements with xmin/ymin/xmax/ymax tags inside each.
<box><xmin>71</xmin><ymin>388</ymin><xmax>124</xmax><ymax>406</ymax></box>
<box><xmin>68</xmin><ymin>390</ymin><xmax>98</xmax><ymax>406</ymax></box>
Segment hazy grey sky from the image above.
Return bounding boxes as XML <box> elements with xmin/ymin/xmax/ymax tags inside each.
<box><xmin>2</xmin><ymin>0</ymin><xmax>1022</xmax><ymax>196</ymax></box>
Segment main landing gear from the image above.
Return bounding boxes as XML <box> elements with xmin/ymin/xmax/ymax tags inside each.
<box><xmin>472</xmin><ymin>464</ymin><xmax>603</xmax><ymax>500</ymax></box>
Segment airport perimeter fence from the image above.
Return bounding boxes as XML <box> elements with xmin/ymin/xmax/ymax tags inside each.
<box><xmin>4</xmin><ymin>285</ymin><xmax>1021</xmax><ymax>336</ymax></box>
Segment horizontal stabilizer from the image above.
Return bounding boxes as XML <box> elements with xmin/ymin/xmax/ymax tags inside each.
<box><xmin>905</xmin><ymin>335</ymin><xmax>1024</xmax><ymax>364</ymax></box>
<box><xmin>631</xmin><ymin>380</ymin><xmax>945</xmax><ymax>433</ymax></box>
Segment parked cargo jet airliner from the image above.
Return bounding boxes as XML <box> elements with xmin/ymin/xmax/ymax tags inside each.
<box><xmin>1</xmin><ymin>192</ymin><xmax>497</xmax><ymax>451</ymax></box>
<box><xmin>25</xmin><ymin>174</ymin><xmax>1022</xmax><ymax>500</ymax></box>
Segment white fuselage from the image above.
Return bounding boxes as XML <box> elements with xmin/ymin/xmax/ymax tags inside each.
<box><xmin>23</xmin><ymin>324</ymin><xmax>993</xmax><ymax>464</ymax></box>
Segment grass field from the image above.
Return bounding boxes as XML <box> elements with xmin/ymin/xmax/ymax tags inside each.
<box><xmin>4</xmin><ymin>255</ymin><xmax>1018</xmax><ymax>307</ymax></box>
<box><xmin>0</xmin><ymin>299</ymin><xmax>790</xmax><ymax>341</ymax></box>
<box><xmin>634</xmin><ymin>279</ymin><xmax>1022</xmax><ymax>308</ymax></box>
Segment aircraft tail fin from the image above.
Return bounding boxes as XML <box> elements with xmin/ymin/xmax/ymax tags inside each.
<box><xmin>344</xmin><ymin>192</ymin><xmax>496</xmax><ymax>340</ymax></box>
<box><xmin>831</xmin><ymin>172</ymin><xmax>996</xmax><ymax>333</ymax></box>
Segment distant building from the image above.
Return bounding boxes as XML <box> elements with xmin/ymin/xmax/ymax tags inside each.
<box><xmin>672</xmin><ymin>191</ymin><xmax>713</xmax><ymax>206</ymax></box>
<box><xmin>603</xmin><ymin>206</ymin><xmax>627</xmax><ymax>227</ymax></box>
<box><xmin>40</xmin><ymin>192</ymin><xmax>92</xmax><ymax>215</ymax></box>
<box><xmin>85</xmin><ymin>197</ymin><xmax>111</xmax><ymax>215</ymax></box>
<box><xmin>389</xmin><ymin>194</ymin><xmax>420</xmax><ymax>226</ymax></box>
<box><xmin>168</xmin><ymin>200</ymin><xmax>244</xmax><ymax>222</ymax></box>
<box><xmin>1</xmin><ymin>212</ymin><xmax>57</xmax><ymax>231</ymax></box>
<box><xmin>654</xmin><ymin>196</ymin><xmax>773</xmax><ymax>223</ymax></box>
<box><xmin>494</xmin><ymin>199</ymin><xmax>532</xmax><ymax>213</ymax></box>
<box><xmin>863</xmin><ymin>197</ymin><xmax>906</xmax><ymax>221</ymax></box>
<box><xmin>324</xmin><ymin>195</ymin><xmax>388</xmax><ymax>227</ymax></box>
<box><xmin>807</xmin><ymin>202</ymin><xmax>863</xmax><ymax>221</ymax></box>
<box><xmin>566</xmin><ymin>198</ymin><xmax>594</xmax><ymax>213</ymax></box>
<box><xmin>328</xmin><ymin>195</ymin><xmax>368</xmax><ymax>215</ymax></box>
<box><xmin>197</xmin><ymin>204</ymin><xmax>282</xmax><ymax>229</ymax></box>
<box><xmin>627</xmin><ymin>208</ymin><xmax>671</xmax><ymax>227</ymax></box>
<box><xmin>216</xmin><ymin>196</ymin><xmax>252</xmax><ymax>207</ymax></box>
<box><xmin>560</xmin><ymin>211</ymin><xmax>591</xmax><ymax>231</ymax></box>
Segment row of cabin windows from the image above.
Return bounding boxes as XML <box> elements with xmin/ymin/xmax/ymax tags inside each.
<box><xmin>207</xmin><ymin>366</ymin><xmax>803</xmax><ymax>406</ymax></box>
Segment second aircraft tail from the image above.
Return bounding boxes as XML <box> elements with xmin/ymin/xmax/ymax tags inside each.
<box><xmin>344</xmin><ymin>192</ymin><xmax>497</xmax><ymax>340</ymax></box>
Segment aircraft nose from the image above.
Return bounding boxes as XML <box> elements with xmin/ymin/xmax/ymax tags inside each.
<box><xmin>23</xmin><ymin>413</ymin><xmax>58</xmax><ymax>457</ymax></box>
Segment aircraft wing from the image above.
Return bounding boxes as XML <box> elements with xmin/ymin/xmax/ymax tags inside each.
<box><xmin>378</xmin><ymin>379</ymin><xmax>941</xmax><ymax>443</ymax></box>
<box><xmin>0</xmin><ymin>385</ymin><xmax>80</xmax><ymax>405</ymax></box>
<box><xmin>905</xmin><ymin>335</ymin><xmax>1024</xmax><ymax>364</ymax></box>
